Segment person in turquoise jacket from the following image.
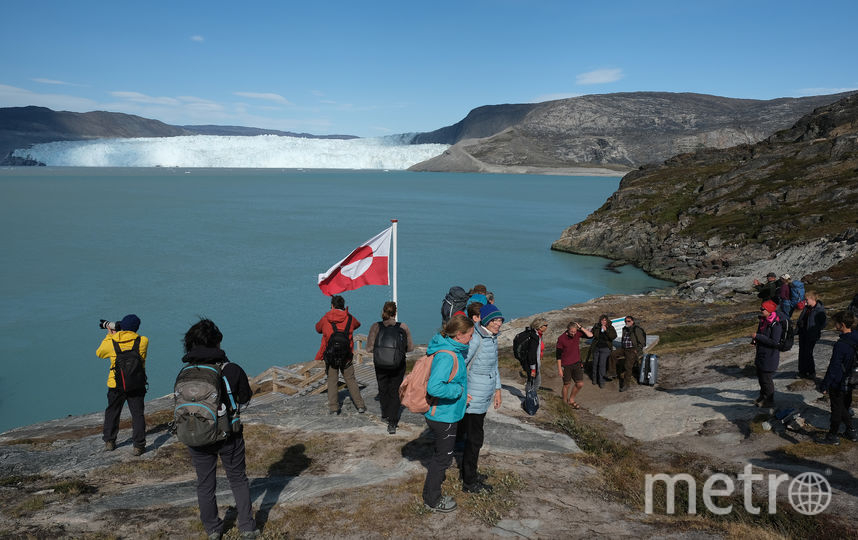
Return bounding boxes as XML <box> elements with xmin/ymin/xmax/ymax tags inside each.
<box><xmin>458</xmin><ymin>303</ymin><xmax>503</xmax><ymax>494</ymax></box>
<box><xmin>422</xmin><ymin>314</ymin><xmax>473</xmax><ymax>513</ymax></box>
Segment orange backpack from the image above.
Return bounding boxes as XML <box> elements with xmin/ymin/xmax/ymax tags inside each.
<box><xmin>399</xmin><ymin>350</ymin><xmax>458</xmax><ymax>415</ymax></box>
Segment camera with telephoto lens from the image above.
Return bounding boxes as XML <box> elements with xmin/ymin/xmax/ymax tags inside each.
<box><xmin>99</xmin><ymin>319</ymin><xmax>121</xmax><ymax>331</ymax></box>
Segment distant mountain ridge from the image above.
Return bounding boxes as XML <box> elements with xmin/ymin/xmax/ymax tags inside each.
<box><xmin>0</xmin><ymin>106</ymin><xmax>355</xmax><ymax>164</ymax></box>
<box><xmin>409</xmin><ymin>91</ymin><xmax>856</xmax><ymax>173</ymax></box>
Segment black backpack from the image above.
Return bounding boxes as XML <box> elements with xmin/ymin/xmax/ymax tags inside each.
<box><xmin>373</xmin><ymin>321</ymin><xmax>407</xmax><ymax>369</ymax></box>
<box><xmin>847</xmin><ymin>343</ymin><xmax>858</xmax><ymax>388</ymax></box>
<box><xmin>324</xmin><ymin>315</ymin><xmax>353</xmax><ymax>370</ymax></box>
<box><xmin>513</xmin><ymin>328</ymin><xmax>536</xmax><ymax>373</ymax></box>
<box><xmin>112</xmin><ymin>337</ymin><xmax>147</xmax><ymax>392</ymax></box>
<box><xmin>441</xmin><ymin>286</ymin><xmax>469</xmax><ymax>323</ymax></box>
<box><xmin>776</xmin><ymin>312</ymin><xmax>795</xmax><ymax>352</ymax></box>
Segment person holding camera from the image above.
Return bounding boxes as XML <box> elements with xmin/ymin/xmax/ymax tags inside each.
<box><xmin>180</xmin><ymin>318</ymin><xmax>259</xmax><ymax>539</ymax></box>
<box><xmin>95</xmin><ymin>314</ymin><xmax>148</xmax><ymax>455</ymax></box>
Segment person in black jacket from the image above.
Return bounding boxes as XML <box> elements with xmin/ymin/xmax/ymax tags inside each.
<box><xmin>751</xmin><ymin>300</ymin><xmax>783</xmax><ymax>408</ymax></box>
<box><xmin>796</xmin><ymin>291</ymin><xmax>827</xmax><ymax>379</ymax></box>
<box><xmin>182</xmin><ymin>319</ymin><xmax>259</xmax><ymax>540</ymax></box>
<box><xmin>590</xmin><ymin>315</ymin><xmax>617</xmax><ymax>389</ymax></box>
<box><xmin>816</xmin><ymin>311</ymin><xmax>858</xmax><ymax>445</ymax></box>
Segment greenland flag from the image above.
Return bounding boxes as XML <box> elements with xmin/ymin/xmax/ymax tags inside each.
<box><xmin>318</xmin><ymin>226</ymin><xmax>392</xmax><ymax>295</ymax></box>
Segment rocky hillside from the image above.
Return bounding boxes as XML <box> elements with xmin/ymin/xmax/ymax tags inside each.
<box><xmin>409</xmin><ymin>92</ymin><xmax>854</xmax><ymax>173</ymax></box>
<box><xmin>551</xmin><ymin>93</ymin><xmax>858</xmax><ymax>282</ymax></box>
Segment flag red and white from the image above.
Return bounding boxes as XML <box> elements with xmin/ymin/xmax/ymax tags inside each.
<box><xmin>317</xmin><ymin>226</ymin><xmax>392</xmax><ymax>295</ymax></box>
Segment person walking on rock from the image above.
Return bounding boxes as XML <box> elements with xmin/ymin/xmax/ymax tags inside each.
<box><xmin>422</xmin><ymin>315</ymin><xmax>473</xmax><ymax>513</ymax></box>
<box><xmin>365</xmin><ymin>301</ymin><xmax>414</xmax><ymax>434</ymax></box>
<box><xmin>556</xmin><ymin>320</ymin><xmax>591</xmax><ymax>408</ymax></box>
<box><xmin>181</xmin><ymin>319</ymin><xmax>259</xmax><ymax>539</ymax></box>
<box><xmin>95</xmin><ymin>313</ymin><xmax>148</xmax><ymax>455</ymax></box>
<box><xmin>816</xmin><ymin>310</ymin><xmax>858</xmax><ymax>445</ymax></box>
<box><xmin>459</xmin><ymin>304</ymin><xmax>504</xmax><ymax>494</ymax></box>
<box><xmin>751</xmin><ymin>300</ymin><xmax>783</xmax><ymax>407</ymax></box>
<box><xmin>796</xmin><ymin>290</ymin><xmax>826</xmax><ymax>379</ymax></box>
<box><xmin>315</xmin><ymin>295</ymin><xmax>366</xmax><ymax>414</ymax></box>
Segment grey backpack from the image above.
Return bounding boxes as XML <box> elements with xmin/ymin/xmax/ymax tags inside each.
<box><xmin>173</xmin><ymin>362</ymin><xmax>237</xmax><ymax>446</ymax></box>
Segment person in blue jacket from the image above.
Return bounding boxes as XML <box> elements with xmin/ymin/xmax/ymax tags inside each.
<box><xmin>422</xmin><ymin>314</ymin><xmax>473</xmax><ymax>513</ymax></box>
<box><xmin>816</xmin><ymin>310</ymin><xmax>858</xmax><ymax>445</ymax></box>
<box><xmin>458</xmin><ymin>304</ymin><xmax>504</xmax><ymax>494</ymax></box>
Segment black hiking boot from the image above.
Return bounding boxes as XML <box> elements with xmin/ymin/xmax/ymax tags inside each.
<box><xmin>843</xmin><ymin>429</ymin><xmax>858</xmax><ymax>442</ymax></box>
<box><xmin>463</xmin><ymin>481</ymin><xmax>493</xmax><ymax>494</ymax></box>
<box><xmin>815</xmin><ymin>432</ymin><xmax>840</xmax><ymax>445</ymax></box>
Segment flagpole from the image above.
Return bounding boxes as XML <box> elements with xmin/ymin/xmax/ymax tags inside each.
<box><xmin>391</xmin><ymin>219</ymin><xmax>398</xmax><ymax>321</ymax></box>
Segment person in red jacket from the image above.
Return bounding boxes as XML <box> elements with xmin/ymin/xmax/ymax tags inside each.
<box><xmin>315</xmin><ymin>295</ymin><xmax>366</xmax><ymax>414</ymax></box>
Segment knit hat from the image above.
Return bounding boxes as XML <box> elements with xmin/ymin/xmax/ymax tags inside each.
<box><xmin>766</xmin><ymin>272</ymin><xmax>776</xmax><ymax>278</ymax></box>
<box><xmin>480</xmin><ymin>304</ymin><xmax>504</xmax><ymax>324</ymax></box>
<box><xmin>761</xmin><ymin>301</ymin><xmax>777</xmax><ymax>314</ymax></box>
<box><xmin>120</xmin><ymin>314</ymin><xmax>141</xmax><ymax>332</ymax></box>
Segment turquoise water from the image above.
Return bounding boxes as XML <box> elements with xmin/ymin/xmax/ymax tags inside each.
<box><xmin>0</xmin><ymin>168</ymin><xmax>671</xmax><ymax>432</ymax></box>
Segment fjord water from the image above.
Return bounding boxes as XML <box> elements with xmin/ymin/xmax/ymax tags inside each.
<box><xmin>0</xmin><ymin>168</ymin><xmax>670</xmax><ymax>432</ymax></box>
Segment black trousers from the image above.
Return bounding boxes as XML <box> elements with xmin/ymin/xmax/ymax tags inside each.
<box><xmin>459</xmin><ymin>412</ymin><xmax>486</xmax><ymax>486</ymax></box>
<box><xmin>375</xmin><ymin>363</ymin><xmax>406</xmax><ymax>423</ymax></box>
<box><xmin>422</xmin><ymin>418</ymin><xmax>457</xmax><ymax>506</ymax></box>
<box><xmin>829</xmin><ymin>387</ymin><xmax>854</xmax><ymax>434</ymax></box>
<box><xmin>757</xmin><ymin>369</ymin><xmax>775</xmax><ymax>403</ymax></box>
<box><xmin>103</xmin><ymin>387</ymin><xmax>146</xmax><ymax>449</ymax></box>
<box><xmin>798</xmin><ymin>334</ymin><xmax>818</xmax><ymax>375</ymax></box>
<box><xmin>187</xmin><ymin>435</ymin><xmax>256</xmax><ymax>535</ymax></box>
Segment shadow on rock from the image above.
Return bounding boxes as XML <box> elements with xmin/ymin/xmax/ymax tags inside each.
<box><xmin>251</xmin><ymin>443</ymin><xmax>311</xmax><ymax>529</ymax></box>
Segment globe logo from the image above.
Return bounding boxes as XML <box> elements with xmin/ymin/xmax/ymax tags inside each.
<box><xmin>788</xmin><ymin>472</ymin><xmax>832</xmax><ymax>515</ymax></box>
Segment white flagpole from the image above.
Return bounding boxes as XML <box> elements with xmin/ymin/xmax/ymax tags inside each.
<box><xmin>391</xmin><ymin>219</ymin><xmax>398</xmax><ymax>321</ymax></box>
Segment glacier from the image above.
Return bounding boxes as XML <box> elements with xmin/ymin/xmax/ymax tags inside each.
<box><xmin>11</xmin><ymin>135</ymin><xmax>449</xmax><ymax>169</ymax></box>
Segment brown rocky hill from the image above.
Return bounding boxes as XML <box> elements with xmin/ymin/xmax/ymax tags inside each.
<box><xmin>409</xmin><ymin>92</ymin><xmax>854</xmax><ymax>173</ymax></box>
<box><xmin>551</xmin><ymin>93</ymin><xmax>858</xmax><ymax>282</ymax></box>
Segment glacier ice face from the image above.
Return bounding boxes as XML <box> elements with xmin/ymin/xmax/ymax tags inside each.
<box><xmin>12</xmin><ymin>135</ymin><xmax>449</xmax><ymax>169</ymax></box>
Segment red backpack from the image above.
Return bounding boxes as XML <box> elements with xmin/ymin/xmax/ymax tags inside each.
<box><xmin>399</xmin><ymin>350</ymin><xmax>457</xmax><ymax>415</ymax></box>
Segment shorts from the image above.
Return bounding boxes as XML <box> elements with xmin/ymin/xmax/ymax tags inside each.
<box><xmin>562</xmin><ymin>363</ymin><xmax>584</xmax><ymax>384</ymax></box>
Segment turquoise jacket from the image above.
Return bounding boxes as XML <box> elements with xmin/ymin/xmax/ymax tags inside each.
<box><xmin>464</xmin><ymin>325</ymin><xmax>501</xmax><ymax>415</ymax></box>
<box><xmin>424</xmin><ymin>333</ymin><xmax>469</xmax><ymax>423</ymax></box>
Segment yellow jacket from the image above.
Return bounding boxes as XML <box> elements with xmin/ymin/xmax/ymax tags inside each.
<box><xmin>96</xmin><ymin>331</ymin><xmax>149</xmax><ymax>388</ymax></box>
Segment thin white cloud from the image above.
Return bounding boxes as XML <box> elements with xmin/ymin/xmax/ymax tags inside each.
<box><xmin>534</xmin><ymin>92</ymin><xmax>582</xmax><ymax>102</ymax></box>
<box><xmin>796</xmin><ymin>86</ymin><xmax>858</xmax><ymax>96</ymax></box>
<box><xmin>191</xmin><ymin>35</ymin><xmax>204</xmax><ymax>42</ymax></box>
<box><xmin>32</xmin><ymin>78</ymin><xmax>81</xmax><ymax>86</ymax></box>
<box><xmin>576</xmin><ymin>68</ymin><xmax>624</xmax><ymax>85</ymax></box>
<box><xmin>110</xmin><ymin>91</ymin><xmax>182</xmax><ymax>106</ymax></box>
<box><xmin>233</xmin><ymin>92</ymin><xmax>291</xmax><ymax>105</ymax></box>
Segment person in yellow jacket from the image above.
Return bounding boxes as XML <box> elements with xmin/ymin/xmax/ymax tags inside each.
<box><xmin>95</xmin><ymin>314</ymin><xmax>148</xmax><ymax>455</ymax></box>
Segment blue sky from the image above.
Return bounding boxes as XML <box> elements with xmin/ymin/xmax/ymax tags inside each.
<box><xmin>1</xmin><ymin>0</ymin><xmax>856</xmax><ymax>137</ymax></box>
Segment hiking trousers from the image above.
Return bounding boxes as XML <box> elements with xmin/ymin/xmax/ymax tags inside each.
<box><xmin>103</xmin><ymin>387</ymin><xmax>146</xmax><ymax>449</ymax></box>
<box><xmin>459</xmin><ymin>412</ymin><xmax>487</xmax><ymax>486</ymax></box>
<box><xmin>375</xmin><ymin>363</ymin><xmax>406</xmax><ymax>423</ymax></box>
<box><xmin>187</xmin><ymin>435</ymin><xmax>256</xmax><ymax>535</ymax></box>
<box><xmin>619</xmin><ymin>348</ymin><xmax>640</xmax><ymax>388</ymax></box>
<box><xmin>592</xmin><ymin>347</ymin><xmax>611</xmax><ymax>386</ymax></box>
<box><xmin>423</xmin><ymin>418</ymin><xmax>458</xmax><ymax>507</ymax></box>
<box><xmin>797</xmin><ymin>334</ymin><xmax>818</xmax><ymax>376</ymax></box>
<box><xmin>828</xmin><ymin>387</ymin><xmax>854</xmax><ymax>435</ymax></box>
<box><xmin>327</xmin><ymin>362</ymin><xmax>366</xmax><ymax>412</ymax></box>
<box><xmin>756</xmin><ymin>369</ymin><xmax>776</xmax><ymax>404</ymax></box>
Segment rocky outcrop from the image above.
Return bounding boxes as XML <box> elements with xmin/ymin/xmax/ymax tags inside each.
<box><xmin>551</xmin><ymin>93</ymin><xmax>858</xmax><ymax>283</ymax></box>
<box><xmin>409</xmin><ymin>92</ymin><xmax>855</xmax><ymax>172</ymax></box>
